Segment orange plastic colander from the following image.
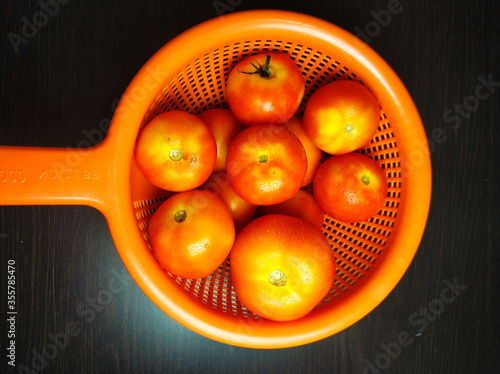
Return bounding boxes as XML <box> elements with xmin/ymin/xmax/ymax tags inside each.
<box><xmin>0</xmin><ymin>10</ymin><xmax>431</xmax><ymax>348</ymax></box>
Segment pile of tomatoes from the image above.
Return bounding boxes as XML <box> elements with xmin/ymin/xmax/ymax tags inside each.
<box><xmin>136</xmin><ymin>52</ymin><xmax>388</xmax><ymax>322</ymax></box>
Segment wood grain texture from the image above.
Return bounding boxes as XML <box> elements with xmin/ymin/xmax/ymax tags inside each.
<box><xmin>1</xmin><ymin>1</ymin><xmax>498</xmax><ymax>373</ymax></box>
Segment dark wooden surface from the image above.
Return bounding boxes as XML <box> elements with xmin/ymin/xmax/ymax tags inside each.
<box><xmin>1</xmin><ymin>1</ymin><xmax>498</xmax><ymax>373</ymax></box>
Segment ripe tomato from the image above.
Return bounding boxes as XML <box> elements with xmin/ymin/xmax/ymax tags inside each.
<box><xmin>283</xmin><ymin>117</ymin><xmax>323</xmax><ymax>187</ymax></box>
<box><xmin>200</xmin><ymin>171</ymin><xmax>257</xmax><ymax>233</ymax></box>
<box><xmin>303</xmin><ymin>80</ymin><xmax>380</xmax><ymax>155</ymax></box>
<box><xmin>226</xmin><ymin>52</ymin><xmax>305</xmax><ymax>126</ymax></box>
<box><xmin>198</xmin><ymin>108</ymin><xmax>245</xmax><ymax>171</ymax></box>
<box><xmin>136</xmin><ymin>111</ymin><xmax>217</xmax><ymax>192</ymax></box>
<box><xmin>254</xmin><ymin>189</ymin><xmax>324</xmax><ymax>230</ymax></box>
<box><xmin>226</xmin><ymin>125</ymin><xmax>307</xmax><ymax>205</ymax></box>
<box><xmin>313</xmin><ymin>152</ymin><xmax>388</xmax><ymax>223</ymax></box>
<box><xmin>230</xmin><ymin>214</ymin><xmax>335</xmax><ymax>321</ymax></box>
<box><xmin>148</xmin><ymin>190</ymin><xmax>235</xmax><ymax>279</ymax></box>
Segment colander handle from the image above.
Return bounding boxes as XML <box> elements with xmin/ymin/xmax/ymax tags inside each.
<box><xmin>0</xmin><ymin>143</ymin><xmax>115</xmax><ymax>212</ymax></box>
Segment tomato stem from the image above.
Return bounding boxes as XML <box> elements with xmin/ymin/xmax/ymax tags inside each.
<box><xmin>263</xmin><ymin>55</ymin><xmax>271</xmax><ymax>78</ymax></box>
<box><xmin>258</xmin><ymin>154</ymin><xmax>268</xmax><ymax>163</ymax></box>
<box><xmin>174</xmin><ymin>210</ymin><xmax>187</xmax><ymax>223</ymax></box>
<box><xmin>169</xmin><ymin>148</ymin><xmax>183</xmax><ymax>162</ymax></box>
<box><xmin>238</xmin><ymin>55</ymin><xmax>272</xmax><ymax>79</ymax></box>
<box><xmin>269</xmin><ymin>269</ymin><xmax>287</xmax><ymax>287</ymax></box>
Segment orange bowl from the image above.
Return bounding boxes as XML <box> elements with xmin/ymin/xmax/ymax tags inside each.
<box><xmin>0</xmin><ymin>10</ymin><xmax>431</xmax><ymax>348</ymax></box>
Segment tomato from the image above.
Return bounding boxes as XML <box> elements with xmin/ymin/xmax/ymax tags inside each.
<box><xmin>200</xmin><ymin>171</ymin><xmax>257</xmax><ymax>233</ymax></box>
<box><xmin>136</xmin><ymin>111</ymin><xmax>217</xmax><ymax>192</ymax></box>
<box><xmin>198</xmin><ymin>108</ymin><xmax>245</xmax><ymax>171</ymax></box>
<box><xmin>148</xmin><ymin>190</ymin><xmax>235</xmax><ymax>279</ymax></box>
<box><xmin>313</xmin><ymin>152</ymin><xmax>388</xmax><ymax>223</ymax></box>
<box><xmin>254</xmin><ymin>189</ymin><xmax>324</xmax><ymax>230</ymax></box>
<box><xmin>303</xmin><ymin>80</ymin><xmax>380</xmax><ymax>155</ymax></box>
<box><xmin>230</xmin><ymin>214</ymin><xmax>335</xmax><ymax>321</ymax></box>
<box><xmin>226</xmin><ymin>125</ymin><xmax>307</xmax><ymax>205</ymax></box>
<box><xmin>283</xmin><ymin>117</ymin><xmax>323</xmax><ymax>187</ymax></box>
<box><xmin>226</xmin><ymin>52</ymin><xmax>305</xmax><ymax>126</ymax></box>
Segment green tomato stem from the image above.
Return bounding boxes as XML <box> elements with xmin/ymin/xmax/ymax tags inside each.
<box><xmin>263</xmin><ymin>55</ymin><xmax>271</xmax><ymax>78</ymax></box>
<box><xmin>269</xmin><ymin>269</ymin><xmax>287</xmax><ymax>287</ymax></box>
<box><xmin>169</xmin><ymin>148</ymin><xmax>183</xmax><ymax>162</ymax></box>
<box><xmin>174</xmin><ymin>210</ymin><xmax>187</xmax><ymax>223</ymax></box>
<box><xmin>258</xmin><ymin>154</ymin><xmax>268</xmax><ymax>163</ymax></box>
<box><xmin>238</xmin><ymin>55</ymin><xmax>272</xmax><ymax>79</ymax></box>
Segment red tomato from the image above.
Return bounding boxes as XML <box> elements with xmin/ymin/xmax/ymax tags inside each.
<box><xmin>230</xmin><ymin>214</ymin><xmax>335</xmax><ymax>321</ymax></box>
<box><xmin>226</xmin><ymin>52</ymin><xmax>305</xmax><ymax>126</ymax></box>
<box><xmin>283</xmin><ymin>117</ymin><xmax>323</xmax><ymax>187</ymax></box>
<box><xmin>200</xmin><ymin>171</ymin><xmax>257</xmax><ymax>233</ymax></box>
<box><xmin>303</xmin><ymin>80</ymin><xmax>380</xmax><ymax>155</ymax></box>
<box><xmin>198</xmin><ymin>108</ymin><xmax>245</xmax><ymax>171</ymax></box>
<box><xmin>313</xmin><ymin>152</ymin><xmax>388</xmax><ymax>222</ymax></box>
<box><xmin>148</xmin><ymin>190</ymin><xmax>235</xmax><ymax>279</ymax></box>
<box><xmin>135</xmin><ymin>111</ymin><xmax>216</xmax><ymax>192</ymax></box>
<box><xmin>226</xmin><ymin>125</ymin><xmax>307</xmax><ymax>206</ymax></box>
<box><xmin>254</xmin><ymin>189</ymin><xmax>324</xmax><ymax>230</ymax></box>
